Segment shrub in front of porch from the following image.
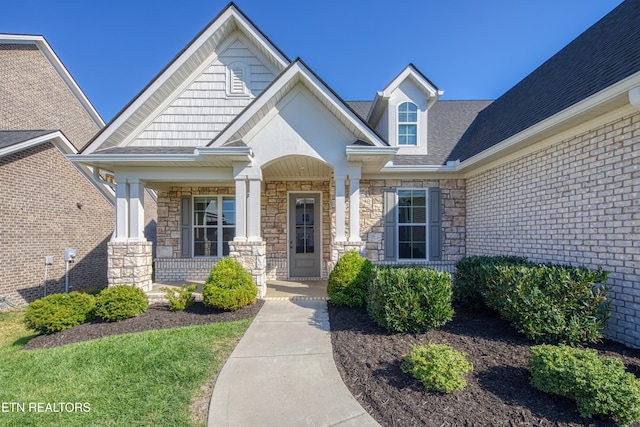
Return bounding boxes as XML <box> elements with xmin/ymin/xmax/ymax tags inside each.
<box><xmin>94</xmin><ymin>284</ymin><xmax>149</xmax><ymax>322</ymax></box>
<box><xmin>368</xmin><ymin>266</ymin><xmax>454</xmax><ymax>333</ymax></box>
<box><xmin>203</xmin><ymin>258</ymin><xmax>257</xmax><ymax>311</ymax></box>
<box><xmin>24</xmin><ymin>292</ymin><xmax>96</xmax><ymax>334</ymax></box>
<box><xmin>327</xmin><ymin>250</ymin><xmax>373</xmax><ymax>308</ymax></box>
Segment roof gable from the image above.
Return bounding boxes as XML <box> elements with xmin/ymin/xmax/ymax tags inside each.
<box><xmin>208</xmin><ymin>59</ymin><xmax>388</xmax><ymax>150</ymax></box>
<box><xmin>368</xmin><ymin>64</ymin><xmax>443</xmax><ymax>126</ymax></box>
<box><xmin>0</xmin><ymin>35</ymin><xmax>103</xmax><ymax>149</ymax></box>
<box><xmin>455</xmin><ymin>0</ymin><xmax>640</xmax><ymax>163</ymax></box>
<box><xmin>82</xmin><ymin>3</ymin><xmax>290</xmax><ymax>154</ymax></box>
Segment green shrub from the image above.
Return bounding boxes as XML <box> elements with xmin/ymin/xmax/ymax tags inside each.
<box><xmin>203</xmin><ymin>258</ymin><xmax>257</xmax><ymax>311</ymax></box>
<box><xmin>367</xmin><ymin>266</ymin><xmax>454</xmax><ymax>333</ymax></box>
<box><xmin>24</xmin><ymin>292</ymin><xmax>95</xmax><ymax>334</ymax></box>
<box><xmin>327</xmin><ymin>250</ymin><xmax>372</xmax><ymax>307</ymax></box>
<box><xmin>94</xmin><ymin>284</ymin><xmax>148</xmax><ymax>322</ymax></box>
<box><xmin>401</xmin><ymin>344</ymin><xmax>473</xmax><ymax>393</ymax></box>
<box><xmin>453</xmin><ymin>255</ymin><xmax>530</xmax><ymax>311</ymax></box>
<box><xmin>483</xmin><ymin>264</ymin><xmax>610</xmax><ymax>345</ymax></box>
<box><xmin>529</xmin><ymin>345</ymin><xmax>640</xmax><ymax>426</ymax></box>
<box><xmin>161</xmin><ymin>284</ymin><xmax>197</xmax><ymax>311</ymax></box>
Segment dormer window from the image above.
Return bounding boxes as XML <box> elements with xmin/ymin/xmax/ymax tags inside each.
<box><xmin>398</xmin><ymin>102</ymin><xmax>418</xmax><ymax>145</ymax></box>
<box><xmin>226</xmin><ymin>62</ymin><xmax>249</xmax><ymax>97</ymax></box>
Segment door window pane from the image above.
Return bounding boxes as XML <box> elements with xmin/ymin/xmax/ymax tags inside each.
<box><xmin>295</xmin><ymin>198</ymin><xmax>315</xmax><ymax>254</ymax></box>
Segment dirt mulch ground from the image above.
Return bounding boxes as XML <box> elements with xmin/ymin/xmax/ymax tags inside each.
<box><xmin>328</xmin><ymin>302</ymin><xmax>640</xmax><ymax>427</ymax></box>
<box><xmin>22</xmin><ymin>300</ymin><xmax>263</xmax><ymax>350</ymax></box>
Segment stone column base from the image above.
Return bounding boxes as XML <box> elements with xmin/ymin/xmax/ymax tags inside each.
<box><xmin>329</xmin><ymin>241</ymin><xmax>365</xmax><ymax>275</ymax></box>
<box><xmin>229</xmin><ymin>240</ymin><xmax>267</xmax><ymax>298</ymax></box>
<box><xmin>107</xmin><ymin>241</ymin><xmax>153</xmax><ymax>292</ymax></box>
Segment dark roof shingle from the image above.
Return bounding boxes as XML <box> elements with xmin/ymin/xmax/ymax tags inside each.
<box><xmin>0</xmin><ymin>130</ymin><xmax>56</xmax><ymax>150</ymax></box>
<box><xmin>455</xmin><ymin>0</ymin><xmax>640</xmax><ymax>162</ymax></box>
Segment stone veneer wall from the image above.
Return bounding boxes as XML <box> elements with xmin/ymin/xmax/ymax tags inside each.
<box><xmin>107</xmin><ymin>241</ymin><xmax>153</xmax><ymax>291</ymax></box>
<box><xmin>359</xmin><ymin>179</ymin><xmax>466</xmax><ymax>263</ymax></box>
<box><xmin>466</xmin><ymin>112</ymin><xmax>640</xmax><ymax>348</ymax></box>
<box><xmin>154</xmin><ymin>186</ymin><xmax>233</xmax><ymax>282</ymax></box>
<box><xmin>262</xmin><ymin>181</ymin><xmax>331</xmax><ymax>279</ymax></box>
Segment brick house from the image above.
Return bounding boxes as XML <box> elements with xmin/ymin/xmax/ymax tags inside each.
<box><xmin>73</xmin><ymin>1</ymin><xmax>640</xmax><ymax>347</ymax></box>
<box><xmin>0</xmin><ymin>35</ymin><xmax>155</xmax><ymax>305</ymax></box>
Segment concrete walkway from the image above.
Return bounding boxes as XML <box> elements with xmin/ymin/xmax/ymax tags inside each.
<box><xmin>208</xmin><ymin>281</ymin><xmax>380</xmax><ymax>427</ymax></box>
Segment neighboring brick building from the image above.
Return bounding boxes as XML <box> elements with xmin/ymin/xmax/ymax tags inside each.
<box><xmin>0</xmin><ymin>36</ymin><xmax>116</xmax><ymax>305</ymax></box>
<box><xmin>75</xmin><ymin>2</ymin><xmax>640</xmax><ymax>348</ymax></box>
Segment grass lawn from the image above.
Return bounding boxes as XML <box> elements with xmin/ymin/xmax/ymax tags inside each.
<box><xmin>0</xmin><ymin>309</ymin><xmax>251</xmax><ymax>427</ymax></box>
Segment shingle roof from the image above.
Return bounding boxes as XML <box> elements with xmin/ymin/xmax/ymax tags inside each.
<box><xmin>346</xmin><ymin>101</ymin><xmax>373</xmax><ymax>121</ymax></box>
<box><xmin>454</xmin><ymin>0</ymin><xmax>640</xmax><ymax>162</ymax></box>
<box><xmin>0</xmin><ymin>130</ymin><xmax>56</xmax><ymax>150</ymax></box>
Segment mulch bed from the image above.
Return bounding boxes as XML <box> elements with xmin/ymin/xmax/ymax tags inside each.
<box><xmin>328</xmin><ymin>302</ymin><xmax>640</xmax><ymax>427</ymax></box>
<box><xmin>22</xmin><ymin>300</ymin><xmax>264</xmax><ymax>350</ymax></box>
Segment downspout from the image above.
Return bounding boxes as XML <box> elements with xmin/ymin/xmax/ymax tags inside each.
<box><xmin>630</xmin><ymin>87</ymin><xmax>640</xmax><ymax>111</ymax></box>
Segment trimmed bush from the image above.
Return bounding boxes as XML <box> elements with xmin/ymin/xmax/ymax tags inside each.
<box><xmin>401</xmin><ymin>344</ymin><xmax>473</xmax><ymax>393</ymax></box>
<box><xmin>453</xmin><ymin>255</ymin><xmax>530</xmax><ymax>311</ymax></box>
<box><xmin>484</xmin><ymin>264</ymin><xmax>610</xmax><ymax>345</ymax></box>
<box><xmin>161</xmin><ymin>284</ymin><xmax>197</xmax><ymax>311</ymax></box>
<box><xmin>203</xmin><ymin>257</ymin><xmax>257</xmax><ymax>311</ymax></box>
<box><xmin>327</xmin><ymin>250</ymin><xmax>372</xmax><ymax>307</ymax></box>
<box><xmin>24</xmin><ymin>292</ymin><xmax>96</xmax><ymax>334</ymax></box>
<box><xmin>94</xmin><ymin>284</ymin><xmax>148</xmax><ymax>322</ymax></box>
<box><xmin>529</xmin><ymin>345</ymin><xmax>640</xmax><ymax>426</ymax></box>
<box><xmin>367</xmin><ymin>266</ymin><xmax>454</xmax><ymax>333</ymax></box>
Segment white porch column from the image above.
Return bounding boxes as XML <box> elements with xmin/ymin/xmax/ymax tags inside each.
<box><xmin>349</xmin><ymin>178</ymin><xmax>361</xmax><ymax>242</ymax></box>
<box><xmin>234</xmin><ymin>178</ymin><xmax>247</xmax><ymax>241</ymax></box>
<box><xmin>247</xmin><ymin>178</ymin><xmax>262</xmax><ymax>241</ymax></box>
<box><xmin>128</xmin><ymin>179</ymin><xmax>145</xmax><ymax>241</ymax></box>
<box><xmin>114</xmin><ymin>180</ymin><xmax>129</xmax><ymax>241</ymax></box>
<box><xmin>335</xmin><ymin>177</ymin><xmax>347</xmax><ymax>242</ymax></box>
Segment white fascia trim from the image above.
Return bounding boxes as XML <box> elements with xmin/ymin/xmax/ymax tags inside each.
<box><xmin>0</xmin><ymin>35</ymin><xmax>104</xmax><ymax>127</ymax></box>
<box><xmin>381</xmin><ymin>66</ymin><xmax>439</xmax><ymax>99</ymax></box>
<box><xmin>230</xmin><ymin>8</ymin><xmax>289</xmax><ymax>68</ymax></box>
<box><xmin>0</xmin><ymin>131</ymin><xmax>75</xmax><ymax>158</ymax></box>
<box><xmin>68</xmin><ymin>153</ymin><xmax>200</xmax><ymax>165</ymax></box>
<box><xmin>193</xmin><ymin>146</ymin><xmax>253</xmax><ymax>157</ymax></box>
<box><xmin>457</xmin><ymin>71</ymin><xmax>640</xmax><ymax>172</ymax></box>
<box><xmin>345</xmin><ymin>146</ymin><xmax>398</xmax><ymax>158</ymax></box>
<box><xmin>380</xmin><ymin>164</ymin><xmax>458</xmax><ymax>173</ymax></box>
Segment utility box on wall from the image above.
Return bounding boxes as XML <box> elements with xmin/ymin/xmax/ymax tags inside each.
<box><xmin>64</xmin><ymin>249</ymin><xmax>77</xmax><ymax>262</ymax></box>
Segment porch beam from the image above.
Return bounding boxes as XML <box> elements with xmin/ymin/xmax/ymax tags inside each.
<box><xmin>234</xmin><ymin>178</ymin><xmax>247</xmax><ymax>241</ymax></box>
<box><xmin>114</xmin><ymin>180</ymin><xmax>128</xmax><ymax>241</ymax></box>
<box><xmin>128</xmin><ymin>179</ymin><xmax>146</xmax><ymax>241</ymax></box>
<box><xmin>349</xmin><ymin>178</ymin><xmax>361</xmax><ymax>242</ymax></box>
<box><xmin>247</xmin><ymin>179</ymin><xmax>262</xmax><ymax>241</ymax></box>
<box><xmin>335</xmin><ymin>178</ymin><xmax>346</xmax><ymax>242</ymax></box>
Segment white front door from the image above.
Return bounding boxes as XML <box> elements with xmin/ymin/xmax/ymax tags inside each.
<box><xmin>289</xmin><ymin>193</ymin><xmax>321</xmax><ymax>277</ymax></box>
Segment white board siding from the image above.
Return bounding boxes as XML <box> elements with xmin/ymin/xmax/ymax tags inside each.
<box><xmin>131</xmin><ymin>36</ymin><xmax>277</xmax><ymax>147</ymax></box>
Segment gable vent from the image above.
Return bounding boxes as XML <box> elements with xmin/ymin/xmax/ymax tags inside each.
<box><xmin>227</xmin><ymin>62</ymin><xmax>249</xmax><ymax>97</ymax></box>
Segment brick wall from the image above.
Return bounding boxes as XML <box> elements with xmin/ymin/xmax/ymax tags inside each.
<box><xmin>360</xmin><ymin>178</ymin><xmax>466</xmax><ymax>262</ymax></box>
<box><xmin>466</xmin><ymin>112</ymin><xmax>640</xmax><ymax>347</ymax></box>
<box><xmin>0</xmin><ymin>143</ymin><xmax>114</xmax><ymax>305</ymax></box>
<box><xmin>0</xmin><ymin>44</ymin><xmax>100</xmax><ymax>150</ymax></box>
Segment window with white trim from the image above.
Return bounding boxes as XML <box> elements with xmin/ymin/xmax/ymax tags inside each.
<box><xmin>398</xmin><ymin>102</ymin><xmax>418</xmax><ymax>145</ymax></box>
<box><xmin>226</xmin><ymin>62</ymin><xmax>249</xmax><ymax>97</ymax></box>
<box><xmin>397</xmin><ymin>189</ymin><xmax>427</xmax><ymax>259</ymax></box>
<box><xmin>193</xmin><ymin>196</ymin><xmax>235</xmax><ymax>257</ymax></box>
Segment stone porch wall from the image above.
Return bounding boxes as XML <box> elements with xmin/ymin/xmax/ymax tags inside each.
<box><xmin>107</xmin><ymin>241</ymin><xmax>153</xmax><ymax>291</ymax></box>
<box><xmin>466</xmin><ymin>112</ymin><xmax>640</xmax><ymax>348</ymax></box>
<box><xmin>359</xmin><ymin>179</ymin><xmax>466</xmax><ymax>262</ymax></box>
<box><xmin>262</xmin><ymin>181</ymin><xmax>332</xmax><ymax>279</ymax></box>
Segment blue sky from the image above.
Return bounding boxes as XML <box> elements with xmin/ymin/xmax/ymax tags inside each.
<box><xmin>0</xmin><ymin>0</ymin><xmax>624</xmax><ymax>123</ymax></box>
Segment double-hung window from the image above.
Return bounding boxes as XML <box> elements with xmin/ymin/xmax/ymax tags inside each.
<box><xmin>398</xmin><ymin>102</ymin><xmax>418</xmax><ymax>146</ymax></box>
<box><xmin>383</xmin><ymin>188</ymin><xmax>442</xmax><ymax>261</ymax></box>
<box><xmin>193</xmin><ymin>196</ymin><xmax>235</xmax><ymax>257</ymax></box>
<box><xmin>397</xmin><ymin>189</ymin><xmax>427</xmax><ymax>259</ymax></box>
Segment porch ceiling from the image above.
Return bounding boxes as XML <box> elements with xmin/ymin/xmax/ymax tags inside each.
<box><xmin>262</xmin><ymin>156</ymin><xmax>333</xmax><ymax>181</ymax></box>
